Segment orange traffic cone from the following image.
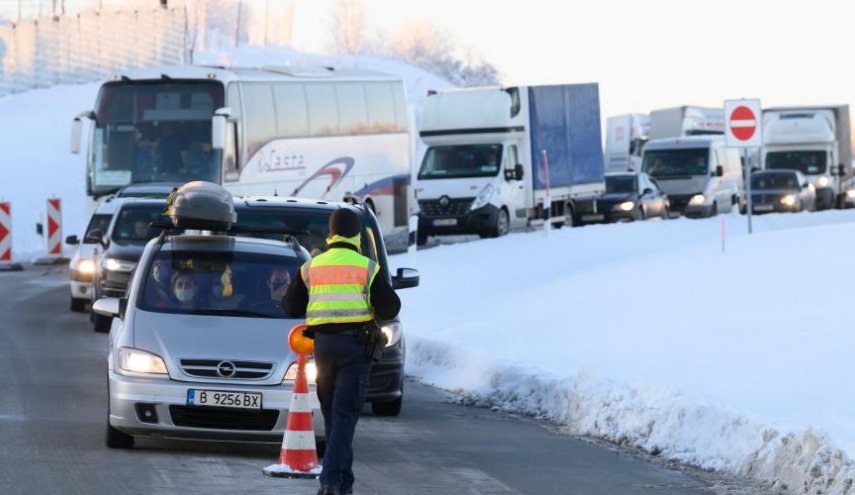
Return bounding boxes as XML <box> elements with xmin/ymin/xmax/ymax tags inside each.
<box><xmin>263</xmin><ymin>332</ymin><xmax>322</xmax><ymax>479</ymax></box>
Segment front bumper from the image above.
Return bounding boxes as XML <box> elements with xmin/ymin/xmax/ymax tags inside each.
<box><xmin>683</xmin><ymin>203</ymin><xmax>716</xmax><ymax>218</ymax></box>
<box><xmin>418</xmin><ymin>204</ymin><xmax>500</xmax><ymax>236</ymax></box>
<box><xmin>99</xmin><ymin>270</ymin><xmax>133</xmax><ymax>298</ymax></box>
<box><xmin>69</xmin><ymin>280</ymin><xmax>92</xmax><ymax>300</ymax></box>
<box><xmin>108</xmin><ymin>369</ymin><xmax>324</xmax><ymax>443</ymax></box>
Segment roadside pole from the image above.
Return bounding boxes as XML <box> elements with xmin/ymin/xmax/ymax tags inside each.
<box><xmin>541</xmin><ymin>149</ymin><xmax>551</xmax><ymax>237</ymax></box>
<box><xmin>724</xmin><ymin>99</ymin><xmax>762</xmax><ymax>235</ymax></box>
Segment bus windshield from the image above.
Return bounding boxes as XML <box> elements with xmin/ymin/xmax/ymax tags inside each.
<box><xmin>89</xmin><ymin>81</ymin><xmax>225</xmax><ymax>196</ymax></box>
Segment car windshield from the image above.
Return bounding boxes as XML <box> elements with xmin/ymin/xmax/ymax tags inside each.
<box><xmin>766</xmin><ymin>151</ymin><xmax>827</xmax><ymax>175</ymax></box>
<box><xmin>642</xmin><ymin>148</ymin><xmax>709</xmax><ymax>178</ymax></box>
<box><xmin>234</xmin><ymin>207</ymin><xmax>380</xmax><ymax>263</ymax></box>
<box><xmin>84</xmin><ymin>214</ymin><xmax>112</xmax><ymax>242</ymax></box>
<box><xmin>138</xmin><ymin>250</ymin><xmax>300</xmax><ymax>319</ymax></box>
<box><xmin>605</xmin><ymin>176</ymin><xmax>636</xmax><ymax>193</ymax></box>
<box><xmin>751</xmin><ymin>173</ymin><xmax>799</xmax><ymax>190</ymax></box>
<box><xmin>111</xmin><ymin>205</ymin><xmax>166</xmax><ymax>243</ymax></box>
<box><xmin>418</xmin><ymin>144</ymin><xmax>503</xmax><ymax>179</ymax></box>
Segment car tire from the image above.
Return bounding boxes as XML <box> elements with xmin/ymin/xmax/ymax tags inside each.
<box><xmin>105</xmin><ymin>422</ymin><xmax>135</xmax><ymax>449</ymax></box>
<box><xmin>632</xmin><ymin>206</ymin><xmax>643</xmax><ymax>221</ymax></box>
<box><xmin>70</xmin><ymin>297</ymin><xmax>87</xmax><ymax>313</ymax></box>
<box><xmin>662</xmin><ymin>207</ymin><xmax>670</xmax><ymax>220</ymax></box>
<box><xmin>711</xmin><ymin>202</ymin><xmax>718</xmax><ymax>217</ymax></box>
<box><xmin>93</xmin><ymin>313</ymin><xmax>112</xmax><ymax>333</ymax></box>
<box><xmin>372</xmin><ymin>397</ymin><xmax>402</xmax><ymax>416</ymax></box>
<box><xmin>416</xmin><ymin>230</ymin><xmax>428</xmax><ymax>246</ymax></box>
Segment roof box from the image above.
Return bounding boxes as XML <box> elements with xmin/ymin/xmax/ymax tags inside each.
<box><xmin>167</xmin><ymin>181</ymin><xmax>236</xmax><ymax>230</ymax></box>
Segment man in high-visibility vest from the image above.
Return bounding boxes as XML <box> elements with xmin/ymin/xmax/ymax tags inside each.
<box><xmin>283</xmin><ymin>208</ymin><xmax>401</xmax><ymax>495</ymax></box>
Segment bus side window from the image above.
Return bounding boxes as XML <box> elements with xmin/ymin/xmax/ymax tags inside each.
<box><xmin>241</xmin><ymin>83</ymin><xmax>276</xmax><ymax>159</ymax></box>
<box><xmin>273</xmin><ymin>83</ymin><xmax>309</xmax><ymax>137</ymax></box>
<box><xmin>305</xmin><ymin>83</ymin><xmax>339</xmax><ymax>136</ymax></box>
<box><xmin>364</xmin><ymin>82</ymin><xmax>396</xmax><ymax>133</ymax></box>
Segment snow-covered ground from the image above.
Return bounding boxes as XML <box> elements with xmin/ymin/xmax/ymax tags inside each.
<box><xmin>0</xmin><ymin>46</ymin><xmax>450</xmax><ymax>261</ymax></box>
<box><xmin>392</xmin><ymin>211</ymin><xmax>855</xmax><ymax>493</ymax></box>
<box><xmin>6</xmin><ymin>42</ymin><xmax>855</xmax><ymax>493</ymax></box>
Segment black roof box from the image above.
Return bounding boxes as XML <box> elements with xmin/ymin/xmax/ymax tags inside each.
<box><xmin>167</xmin><ymin>181</ymin><xmax>236</xmax><ymax>230</ymax></box>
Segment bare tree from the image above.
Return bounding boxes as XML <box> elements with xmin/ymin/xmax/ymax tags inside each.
<box><xmin>331</xmin><ymin>0</ymin><xmax>366</xmax><ymax>54</ymax></box>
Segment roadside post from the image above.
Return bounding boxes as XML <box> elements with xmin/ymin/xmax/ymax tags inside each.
<box><xmin>407</xmin><ymin>214</ymin><xmax>418</xmax><ymax>265</ymax></box>
<box><xmin>541</xmin><ymin>149</ymin><xmax>551</xmax><ymax>236</ymax></box>
<box><xmin>0</xmin><ymin>201</ymin><xmax>23</xmax><ymax>272</ymax></box>
<box><xmin>35</xmin><ymin>197</ymin><xmax>66</xmax><ymax>265</ymax></box>
<box><xmin>724</xmin><ymin>99</ymin><xmax>762</xmax><ymax>234</ymax></box>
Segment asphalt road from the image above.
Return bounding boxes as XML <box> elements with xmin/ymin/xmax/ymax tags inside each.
<box><xmin>0</xmin><ymin>266</ymin><xmax>777</xmax><ymax>495</ymax></box>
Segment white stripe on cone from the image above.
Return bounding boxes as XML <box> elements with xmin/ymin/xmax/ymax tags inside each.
<box><xmin>279</xmin><ymin>430</ymin><xmax>317</xmax><ymax>451</ymax></box>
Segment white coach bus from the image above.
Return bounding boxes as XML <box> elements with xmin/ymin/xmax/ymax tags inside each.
<box><xmin>71</xmin><ymin>65</ymin><xmax>415</xmax><ymax>241</ymax></box>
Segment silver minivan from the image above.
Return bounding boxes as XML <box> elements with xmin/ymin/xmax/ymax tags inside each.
<box><xmin>96</xmin><ymin>232</ymin><xmax>322</xmax><ymax>448</ymax></box>
<box><xmin>641</xmin><ymin>136</ymin><xmax>743</xmax><ymax>217</ymax></box>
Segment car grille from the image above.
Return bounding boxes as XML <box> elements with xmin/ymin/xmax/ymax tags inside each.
<box><xmin>169</xmin><ymin>405</ymin><xmax>279</xmax><ymax>431</ymax></box>
<box><xmin>668</xmin><ymin>194</ymin><xmax>694</xmax><ymax>210</ymax></box>
<box><xmin>751</xmin><ymin>194</ymin><xmax>779</xmax><ymax>205</ymax></box>
<box><xmin>180</xmin><ymin>359</ymin><xmax>275</xmax><ymax>380</ymax></box>
<box><xmin>419</xmin><ymin>198</ymin><xmax>475</xmax><ymax>217</ymax></box>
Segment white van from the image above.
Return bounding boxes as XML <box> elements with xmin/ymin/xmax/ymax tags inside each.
<box><xmin>641</xmin><ymin>136</ymin><xmax>743</xmax><ymax>217</ymax></box>
<box><xmin>65</xmin><ymin>198</ymin><xmax>124</xmax><ymax>311</ymax></box>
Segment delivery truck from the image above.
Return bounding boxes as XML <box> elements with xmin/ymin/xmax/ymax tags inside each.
<box><xmin>415</xmin><ymin>84</ymin><xmax>606</xmax><ymax>243</ymax></box>
<box><xmin>604</xmin><ymin>113</ymin><xmax>650</xmax><ymax>173</ymax></box>
<box><xmin>649</xmin><ymin>106</ymin><xmax>725</xmax><ymax>140</ymax></box>
<box><xmin>761</xmin><ymin>105</ymin><xmax>853</xmax><ymax>210</ymax></box>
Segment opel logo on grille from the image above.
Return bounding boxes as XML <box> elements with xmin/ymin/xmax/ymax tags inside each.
<box><xmin>439</xmin><ymin>196</ymin><xmax>450</xmax><ymax>207</ymax></box>
<box><xmin>217</xmin><ymin>361</ymin><xmax>236</xmax><ymax>378</ymax></box>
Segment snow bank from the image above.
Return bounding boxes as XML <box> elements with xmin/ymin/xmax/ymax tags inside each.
<box><xmin>394</xmin><ymin>213</ymin><xmax>855</xmax><ymax>493</ymax></box>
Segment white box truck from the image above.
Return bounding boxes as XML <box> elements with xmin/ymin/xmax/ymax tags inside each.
<box><xmin>416</xmin><ymin>84</ymin><xmax>606</xmax><ymax>243</ymax></box>
<box><xmin>761</xmin><ymin>106</ymin><xmax>853</xmax><ymax>210</ymax></box>
<box><xmin>649</xmin><ymin>106</ymin><xmax>725</xmax><ymax>140</ymax></box>
<box><xmin>604</xmin><ymin>114</ymin><xmax>650</xmax><ymax>173</ymax></box>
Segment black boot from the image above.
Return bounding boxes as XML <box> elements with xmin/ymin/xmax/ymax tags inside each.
<box><xmin>317</xmin><ymin>485</ymin><xmax>341</xmax><ymax>495</ymax></box>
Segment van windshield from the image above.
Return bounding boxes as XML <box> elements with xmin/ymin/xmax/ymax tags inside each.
<box><xmin>642</xmin><ymin>148</ymin><xmax>709</xmax><ymax>178</ymax></box>
<box><xmin>766</xmin><ymin>151</ymin><xmax>827</xmax><ymax>175</ymax></box>
<box><xmin>419</xmin><ymin>145</ymin><xmax>503</xmax><ymax>180</ymax></box>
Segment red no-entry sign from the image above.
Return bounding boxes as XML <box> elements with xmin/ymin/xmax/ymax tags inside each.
<box><xmin>724</xmin><ymin>99</ymin><xmax>762</xmax><ymax>148</ymax></box>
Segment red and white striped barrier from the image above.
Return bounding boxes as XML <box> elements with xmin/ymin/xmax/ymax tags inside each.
<box><xmin>47</xmin><ymin>198</ymin><xmax>62</xmax><ymax>258</ymax></box>
<box><xmin>0</xmin><ymin>202</ymin><xmax>11</xmax><ymax>262</ymax></box>
<box><xmin>263</xmin><ymin>353</ymin><xmax>322</xmax><ymax>479</ymax></box>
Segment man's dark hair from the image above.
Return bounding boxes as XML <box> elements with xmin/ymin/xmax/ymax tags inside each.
<box><xmin>328</xmin><ymin>208</ymin><xmax>361</xmax><ymax>238</ymax></box>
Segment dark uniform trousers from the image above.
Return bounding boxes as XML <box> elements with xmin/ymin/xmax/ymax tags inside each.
<box><xmin>314</xmin><ymin>332</ymin><xmax>371</xmax><ymax>490</ymax></box>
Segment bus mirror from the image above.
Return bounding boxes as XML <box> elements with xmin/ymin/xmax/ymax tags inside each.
<box><xmin>71</xmin><ymin>118</ymin><xmax>83</xmax><ymax>154</ymax></box>
<box><xmin>211</xmin><ymin>107</ymin><xmax>232</xmax><ymax>151</ymax></box>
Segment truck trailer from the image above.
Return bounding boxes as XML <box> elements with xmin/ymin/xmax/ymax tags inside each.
<box><xmin>415</xmin><ymin>84</ymin><xmax>606</xmax><ymax>243</ymax></box>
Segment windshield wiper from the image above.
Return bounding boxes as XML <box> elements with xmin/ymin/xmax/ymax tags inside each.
<box><xmin>187</xmin><ymin>309</ymin><xmax>275</xmax><ymax>318</ymax></box>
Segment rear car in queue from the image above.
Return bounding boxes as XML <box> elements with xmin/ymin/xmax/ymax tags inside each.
<box><xmin>232</xmin><ymin>196</ymin><xmax>420</xmax><ymax>417</ymax></box>
<box><xmin>747</xmin><ymin>169</ymin><xmax>817</xmax><ymax>214</ymax></box>
<box><xmin>574</xmin><ymin>172</ymin><xmax>670</xmax><ymax>224</ymax></box>
<box><xmin>94</xmin><ymin>183</ymin><xmax>324</xmax><ymax>449</ymax></box>
<box><xmin>89</xmin><ymin>198</ymin><xmax>167</xmax><ymax>332</ymax></box>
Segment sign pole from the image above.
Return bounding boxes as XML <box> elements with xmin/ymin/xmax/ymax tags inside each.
<box><xmin>724</xmin><ymin>99</ymin><xmax>762</xmax><ymax>236</ymax></box>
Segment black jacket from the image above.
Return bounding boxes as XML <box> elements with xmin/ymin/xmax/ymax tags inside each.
<box><xmin>282</xmin><ymin>243</ymin><xmax>401</xmax><ymax>332</ymax></box>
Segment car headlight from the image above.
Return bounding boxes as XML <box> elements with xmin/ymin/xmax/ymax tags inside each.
<box><xmin>77</xmin><ymin>259</ymin><xmax>96</xmax><ymax>275</ymax></box>
<box><xmin>119</xmin><ymin>347</ymin><xmax>168</xmax><ymax>375</ymax></box>
<box><xmin>817</xmin><ymin>176</ymin><xmax>830</xmax><ymax>187</ymax></box>
<box><xmin>283</xmin><ymin>360</ymin><xmax>318</xmax><ymax>384</ymax></box>
<box><xmin>616</xmin><ymin>201</ymin><xmax>635</xmax><ymax>212</ymax></box>
<box><xmin>846</xmin><ymin>190</ymin><xmax>855</xmax><ymax>199</ymax></box>
<box><xmin>381</xmin><ymin>322</ymin><xmax>402</xmax><ymax>347</ymax></box>
<box><xmin>470</xmin><ymin>184</ymin><xmax>496</xmax><ymax>211</ymax></box>
<box><xmin>102</xmin><ymin>258</ymin><xmax>136</xmax><ymax>273</ymax></box>
<box><xmin>689</xmin><ymin>194</ymin><xmax>706</xmax><ymax>206</ymax></box>
<box><xmin>780</xmin><ymin>194</ymin><xmax>798</xmax><ymax>207</ymax></box>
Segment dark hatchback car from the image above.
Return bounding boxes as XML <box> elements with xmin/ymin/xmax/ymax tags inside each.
<box><xmin>89</xmin><ymin>199</ymin><xmax>168</xmax><ymax>332</ymax></box>
<box><xmin>575</xmin><ymin>172</ymin><xmax>670</xmax><ymax>225</ymax></box>
<box><xmin>746</xmin><ymin>170</ymin><xmax>816</xmax><ymax>214</ymax></box>
<box><xmin>231</xmin><ymin>197</ymin><xmax>419</xmax><ymax>417</ymax></box>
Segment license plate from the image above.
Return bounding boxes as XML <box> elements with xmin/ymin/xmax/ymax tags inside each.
<box><xmin>433</xmin><ymin>218</ymin><xmax>458</xmax><ymax>226</ymax></box>
<box><xmin>187</xmin><ymin>389</ymin><xmax>262</xmax><ymax>409</ymax></box>
<box><xmin>582</xmin><ymin>214</ymin><xmax>605</xmax><ymax>221</ymax></box>
<box><xmin>754</xmin><ymin>204</ymin><xmax>774</xmax><ymax>212</ymax></box>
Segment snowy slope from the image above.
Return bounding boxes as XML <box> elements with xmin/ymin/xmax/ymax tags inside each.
<box><xmin>0</xmin><ymin>47</ymin><xmax>451</xmax><ymax>261</ymax></box>
<box><xmin>392</xmin><ymin>212</ymin><xmax>855</xmax><ymax>493</ymax></box>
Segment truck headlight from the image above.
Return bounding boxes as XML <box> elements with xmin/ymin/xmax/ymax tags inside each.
<box><xmin>103</xmin><ymin>258</ymin><xmax>136</xmax><ymax>273</ymax></box>
<box><xmin>283</xmin><ymin>360</ymin><xmax>318</xmax><ymax>383</ymax></box>
<box><xmin>470</xmin><ymin>184</ymin><xmax>496</xmax><ymax>211</ymax></box>
<box><xmin>616</xmin><ymin>201</ymin><xmax>635</xmax><ymax>212</ymax></box>
<box><xmin>77</xmin><ymin>259</ymin><xmax>96</xmax><ymax>275</ymax></box>
<box><xmin>689</xmin><ymin>194</ymin><xmax>706</xmax><ymax>206</ymax></box>
<box><xmin>780</xmin><ymin>194</ymin><xmax>798</xmax><ymax>207</ymax></box>
<box><xmin>381</xmin><ymin>322</ymin><xmax>402</xmax><ymax>347</ymax></box>
<box><xmin>119</xmin><ymin>347</ymin><xmax>168</xmax><ymax>375</ymax></box>
<box><xmin>818</xmin><ymin>176</ymin><xmax>830</xmax><ymax>187</ymax></box>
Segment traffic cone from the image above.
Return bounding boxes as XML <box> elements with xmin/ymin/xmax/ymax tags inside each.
<box><xmin>263</xmin><ymin>353</ymin><xmax>322</xmax><ymax>478</ymax></box>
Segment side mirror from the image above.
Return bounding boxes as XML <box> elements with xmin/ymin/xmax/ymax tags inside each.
<box><xmin>642</xmin><ymin>188</ymin><xmax>653</xmax><ymax>196</ymax></box>
<box><xmin>392</xmin><ymin>267</ymin><xmax>420</xmax><ymax>290</ymax></box>
<box><xmin>715</xmin><ymin>165</ymin><xmax>724</xmax><ymax>177</ymax></box>
<box><xmin>839</xmin><ymin>164</ymin><xmax>846</xmax><ymax>176</ymax></box>
<box><xmin>211</xmin><ymin>107</ymin><xmax>232</xmax><ymax>151</ymax></box>
<box><xmin>71</xmin><ymin>118</ymin><xmax>83</xmax><ymax>154</ymax></box>
<box><xmin>514</xmin><ymin>164</ymin><xmax>524</xmax><ymax>181</ymax></box>
<box><xmin>92</xmin><ymin>297</ymin><xmax>120</xmax><ymax>318</ymax></box>
<box><xmin>65</xmin><ymin>235</ymin><xmax>80</xmax><ymax>245</ymax></box>
<box><xmin>84</xmin><ymin>229</ymin><xmax>104</xmax><ymax>246</ymax></box>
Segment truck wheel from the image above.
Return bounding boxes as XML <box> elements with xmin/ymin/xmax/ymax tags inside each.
<box><xmin>93</xmin><ymin>313</ymin><xmax>112</xmax><ymax>333</ymax></box>
<box><xmin>416</xmin><ymin>230</ymin><xmax>428</xmax><ymax>246</ymax></box>
<box><xmin>488</xmin><ymin>208</ymin><xmax>510</xmax><ymax>238</ymax></box>
<box><xmin>70</xmin><ymin>297</ymin><xmax>87</xmax><ymax>313</ymax></box>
